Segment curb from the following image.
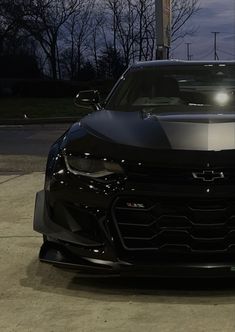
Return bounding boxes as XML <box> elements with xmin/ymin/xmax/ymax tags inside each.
<box><xmin>0</xmin><ymin>117</ymin><xmax>79</xmax><ymax>125</ymax></box>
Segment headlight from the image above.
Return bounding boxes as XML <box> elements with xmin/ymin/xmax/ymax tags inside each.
<box><xmin>214</xmin><ymin>91</ymin><xmax>230</xmax><ymax>106</ymax></box>
<box><xmin>64</xmin><ymin>155</ymin><xmax>124</xmax><ymax>178</ymax></box>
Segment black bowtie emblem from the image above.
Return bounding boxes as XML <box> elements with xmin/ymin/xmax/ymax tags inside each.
<box><xmin>192</xmin><ymin>170</ymin><xmax>225</xmax><ymax>182</ymax></box>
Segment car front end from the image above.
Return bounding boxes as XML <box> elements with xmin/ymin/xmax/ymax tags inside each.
<box><xmin>34</xmin><ymin>60</ymin><xmax>235</xmax><ymax>277</ymax></box>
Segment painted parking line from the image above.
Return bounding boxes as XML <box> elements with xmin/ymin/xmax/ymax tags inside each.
<box><xmin>0</xmin><ymin>174</ymin><xmax>23</xmax><ymax>184</ymax></box>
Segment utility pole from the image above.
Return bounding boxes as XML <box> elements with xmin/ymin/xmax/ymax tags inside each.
<box><xmin>211</xmin><ymin>32</ymin><xmax>220</xmax><ymax>60</ymax></box>
<box><xmin>185</xmin><ymin>43</ymin><xmax>192</xmax><ymax>60</ymax></box>
<box><xmin>155</xmin><ymin>0</ymin><xmax>171</xmax><ymax>60</ymax></box>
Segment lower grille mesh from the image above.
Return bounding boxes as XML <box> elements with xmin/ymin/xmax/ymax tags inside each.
<box><xmin>112</xmin><ymin>197</ymin><xmax>235</xmax><ymax>253</ymax></box>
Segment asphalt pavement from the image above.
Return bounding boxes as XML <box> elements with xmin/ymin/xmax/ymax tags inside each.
<box><xmin>0</xmin><ymin>124</ymin><xmax>70</xmax><ymax>174</ymax></box>
<box><xmin>1</xmin><ymin>124</ymin><xmax>235</xmax><ymax>331</ymax></box>
<box><xmin>0</xmin><ymin>124</ymin><xmax>70</xmax><ymax>156</ymax></box>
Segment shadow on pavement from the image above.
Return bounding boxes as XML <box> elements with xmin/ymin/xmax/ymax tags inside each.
<box><xmin>21</xmin><ymin>258</ymin><xmax>235</xmax><ymax>304</ymax></box>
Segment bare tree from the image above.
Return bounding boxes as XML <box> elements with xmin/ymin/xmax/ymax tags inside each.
<box><xmin>61</xmin><ymin>0</ymin><xmax>95</xmax><ymax>79</ymax></box>
<box><xmin>0</xmin><ymin>1</ymin><xmax>26</xmax><ymax>55</ymax></box>
<box><xmin>171</xmin><ymin>0</ymin><xmax>200</xmax><ymax>43</ymax></box>
<box><xmin>108</xmin><ymin>0</ymin><xmax>155</xmax><ymax>64</ymax></box>
<box><xmin>113</xmin><ymin>0</ymin><xmax>138</xmax><ymax>66</ymax></box>
<box><xmin>1</xmin><ymin>0</ymin><xmax>200</xmax><ymax>80</ymax></box>
<box><xmin>103</xmin><ymin>0</ymin><xmax>122</xmax><ymax>52</ymax></box>
<box><xmin>99</xmin><ymin>0</ymin><xmax>200</xmax><ymax>68</ymax></box>
<box><xmin>133</xmin><ymin>0</ymin><xmax>155</xmax><ymax>61</ymax></box>
<box><xmin>89</xmin><ymin>13</ymin><xmax>106</xmax><ymax>76</ymax></box>
<box><xmin>20</xmin><ymin>0</ymin><xmax>86</xmax><ymax>79</ymax></box>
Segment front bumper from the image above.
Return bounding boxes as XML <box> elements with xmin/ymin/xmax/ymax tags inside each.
<box><xmin>34</xmin><ymin>190</ymin><xmax>235</xmax><ymax>278</ymax></box>
<box><xmin>39</xmin><ymin>241</ymin><xmax>235</xmax><ymax>278</ymax></box>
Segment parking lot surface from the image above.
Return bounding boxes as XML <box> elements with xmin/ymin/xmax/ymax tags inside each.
<box><xmin>1</xmin><ymin>125</ymin><xmax>235</xmax><ymax>331</ymax></box>
<box><xmin>0</xmin><ymin>124</ymin><xmax>70</xmax><ymax>156</ymax></box>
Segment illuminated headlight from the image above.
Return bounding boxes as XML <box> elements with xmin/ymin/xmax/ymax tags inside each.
<box><xmin>214</xmin><ymin>91</ymin><xmax>230</xmax><ymax>106</ymax></box>
<box><xmin>64</xmin><ymin>155</ymin><xmax>124</xmax><ymax>178</ymax></box>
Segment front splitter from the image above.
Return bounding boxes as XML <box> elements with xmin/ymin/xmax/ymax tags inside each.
<box><xmin>39</xmin><ymin>241</ymin><xmax>235</xmax><ymax>278</ymax></box>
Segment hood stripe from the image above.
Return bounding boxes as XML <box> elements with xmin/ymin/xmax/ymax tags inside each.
<box><xmin>160</xmin><ymin>121</ymin><xmax>235</xmax><ymax>151</ymax></box>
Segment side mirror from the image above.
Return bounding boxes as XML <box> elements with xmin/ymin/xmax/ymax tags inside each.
<box><xmin>74</xmin><ymin>90</ymin><xmax>101</xmax><ymax>111</ymax></box>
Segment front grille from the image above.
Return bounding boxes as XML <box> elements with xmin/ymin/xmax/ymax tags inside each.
<box><xmin>125</xmin><ymin>166</ymin><xmax>235</xmax><ymax>185</ymax></box>
<box><xmin>112</xmin><ymin>196</ymin><xmax>235</xmax><ymax>253</ymax></box>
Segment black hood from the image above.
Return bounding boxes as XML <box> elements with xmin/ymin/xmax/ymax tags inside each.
<box><xmin>80</xmin><ymin>110</ymin><xmax>235</xmax><ymax>152</ymax></box>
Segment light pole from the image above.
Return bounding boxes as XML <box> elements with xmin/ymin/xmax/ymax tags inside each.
<box><xmin>211</xmin><ymin>32</ymin><xmax>220</xmax><ymax>60</ymax></box>
<box><xmin>155</xmin><ymin>0</ymin><xmax>171</xmax><ymax>60</ymax></box>
<box><xmin>185</xmin><ymin>43</ymin><xmax>192</xmax><ymax>60</ymax></box>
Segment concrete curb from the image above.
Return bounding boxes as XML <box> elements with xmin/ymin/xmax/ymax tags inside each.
<box><xmin>0</xmin><ymin>117</ymin><xmax>79</xmax><ymax>125</ymax></box>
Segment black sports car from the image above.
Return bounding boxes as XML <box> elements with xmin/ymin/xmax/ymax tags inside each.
<box><xmin>34</xmin><ymin>60</ymin><xmax>235</xmax><ymax>277</ymax></box>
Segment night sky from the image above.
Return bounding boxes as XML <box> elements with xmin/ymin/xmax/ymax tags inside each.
<box><xmin>173</xmin><ymin>0</ymin><xmax>235</xmax><ymax>60</ymax></box>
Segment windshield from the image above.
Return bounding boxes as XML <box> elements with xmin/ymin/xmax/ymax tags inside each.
<box><xmin>106</xmin><ymin>64</ymin><xmax>235</xmax><ymax>112</ymax></box>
